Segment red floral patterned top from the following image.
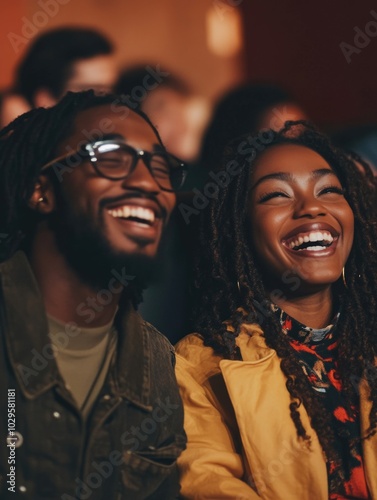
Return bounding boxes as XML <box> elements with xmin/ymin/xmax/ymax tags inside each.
<box><xmin>273</xmin><ymin>306</ymin><xmax>369</xmax><ymax>499</ymax></box>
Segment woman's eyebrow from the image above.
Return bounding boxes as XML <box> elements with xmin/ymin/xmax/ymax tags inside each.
<box><xmin>251</xmin><ymin>172</ymin><xmax>293</xmax><ymax>190</ymax></box>
<box><xmin>251</xmin><ymin>168</ymin><xmax>336</xmax><ymax>190</ymax></box>
<box><xmin>311</xmin><ymin>168</ymin><xmax>335</xmax><ymax>179</ymax></box>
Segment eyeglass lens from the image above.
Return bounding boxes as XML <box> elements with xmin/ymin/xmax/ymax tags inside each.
<box><xmin>92</xmin><ymin>143</ymin><xmax>184</xmax><ymax>190</ymax></box>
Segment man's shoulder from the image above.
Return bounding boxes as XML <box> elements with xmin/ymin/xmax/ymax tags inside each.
<box><xmin>138</xmin><ymin>315</ymin><xmax>176</xmax><ymax>364</ymax></box>
<box><xmin>140</xmin><ymin>316</ymin><xmax>173</xmax><ymax>346</ymax></box>
<box><xmin>0</xmin><ymin>251</ymin><xmax>30</xmax><ymax>276</ymax></box>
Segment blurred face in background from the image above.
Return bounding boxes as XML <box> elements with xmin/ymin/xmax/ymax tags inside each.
<box><xmin>66</xmin><ymin>55</ymin><xmax>118</xmax><ymax>95</ymax></box>
<box><xmin>33</xmin><ymin>55</ymin><xmax>118</xmax><ymax>110</ymax></box>
<box><xmin>142</xmin><ymin>87</ymin><xmax>188</xmax><ymax>155</ymax></box>
<box><xmin>141</xmin><ymin>86</ymin><xmax>210</xmax><ymax>163</ymax></box>
<box><xmin>258</xmin><ymin>102</ymin><xmax>308</xmax><ymax>131</ymax></box>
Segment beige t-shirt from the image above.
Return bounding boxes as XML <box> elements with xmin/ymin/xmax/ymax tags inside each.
<box><xmin>48</xmin><ymin>315</ymin><xmax>117</xmax><ymax>418</ymax></box>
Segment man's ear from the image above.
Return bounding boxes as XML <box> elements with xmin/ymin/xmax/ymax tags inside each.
<box><xmin>28</xmin><ymin>175</ymin><xmax>56</xmax><ymax>215</ymax></box>
<box><xmin>33</xmin><ymin>88</ymin><xmax>58</xmax><ymax>108</ymax></box>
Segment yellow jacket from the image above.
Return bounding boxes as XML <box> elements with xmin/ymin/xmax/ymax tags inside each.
<box><xmin>175</xmin><ymin>322</ymin><xmax>377</xmax><ymax>499</ymax></box>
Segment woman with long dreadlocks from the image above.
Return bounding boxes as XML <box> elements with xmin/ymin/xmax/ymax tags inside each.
<box><xmin>175</xmin><ymin>122</ymin><xmax>377</xmax><ymax>499</ymax></box>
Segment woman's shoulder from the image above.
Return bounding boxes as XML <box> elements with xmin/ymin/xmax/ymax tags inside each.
<box><xmin>175</xmin><ymin>333</ymin><xmax>224</xmax><ymax>379</ymax></box>
<box><xmin>176</xmin><ymin>333</ymin><xmax>217</xmax><ymax>360</ymax></box>
<box><xmin>176</xmin><ymin>321</ymin><xmax>273</xmax><ymax>369</ymax></box>
<box><xmin>176</xmin><ymin>332</ymin><xmax>205</xmax><ymax>351</ymax></box>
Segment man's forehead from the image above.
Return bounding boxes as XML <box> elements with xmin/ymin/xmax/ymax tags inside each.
<box><xmin>61</xmin><ymin>104</ymin><xmax>159</xmax><ymax>149</ymax></box>
<box><xmin>73</xmin><ymin>104</ymin><xmax>147</xmax><ymax>128</ymax></box>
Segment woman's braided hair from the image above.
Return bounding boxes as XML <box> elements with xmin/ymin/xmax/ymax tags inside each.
<box><xmin>194</xmin><ymin>121</ymin><xmax>377</xmax><ymax>464</ymax></box>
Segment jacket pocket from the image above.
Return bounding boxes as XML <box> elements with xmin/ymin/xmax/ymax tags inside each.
<box><xmin>120</xmin><ymin>443</ymin><xmax>181</xmax><ymax>498</ymax></box>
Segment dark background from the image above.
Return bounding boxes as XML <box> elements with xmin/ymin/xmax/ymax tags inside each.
<box><xmin>241</xmin><ymin>1</ymin><xmax>377</xmax><ymax>128</ymax></box>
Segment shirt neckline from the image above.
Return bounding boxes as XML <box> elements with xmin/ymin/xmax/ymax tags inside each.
<box><xmin>270</xmin><ymin>303</ymin><xmax>340</xmax><ymax>344</ymax></box>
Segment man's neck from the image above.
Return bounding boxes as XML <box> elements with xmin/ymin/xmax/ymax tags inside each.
<box><xmin>29</xmin><ymin>224</ymin><xmax>122</xmax><ymax>328</ymax></box>
<box><xmin>271</xmin><ymin>288</ymin><xmax>334</xmax><ymax>329</ymax></box>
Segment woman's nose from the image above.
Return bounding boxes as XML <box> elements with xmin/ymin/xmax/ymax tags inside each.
<box><xmin>293</xmin><ymin>194</ymin><xmax>327</xmax><ymax>219</ymax></box>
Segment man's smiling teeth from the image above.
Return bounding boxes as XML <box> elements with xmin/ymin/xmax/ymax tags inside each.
<box><xmin>287</xmin><ymin>231</ymin><xmax>334</xmax><ymax>250</ymax></box>
<box><xmin>107</xmin><ymin>205</ymin><xmax>155</xmax><ymax>224</ymax></box>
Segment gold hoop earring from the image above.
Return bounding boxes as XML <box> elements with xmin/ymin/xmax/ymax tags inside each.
<box><xmin>342</xmin><ymin>267</ymin><xmax>348</xmax><ymax>289</ymax></box>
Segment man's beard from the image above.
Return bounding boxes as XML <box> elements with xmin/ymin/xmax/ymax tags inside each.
<box><xmin>48</xmin><ymin>194</ymin><xmax>157</xmax><ymax>293</ymax></box>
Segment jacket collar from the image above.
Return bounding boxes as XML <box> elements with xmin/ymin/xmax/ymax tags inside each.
<box><xmin>0</xmin><ymin>251</ymin><xmax>58</xmax><ymax>397</ymax></box>
<box><xmin>112</xmin><ymin>302</ymin><xmax>152</xmax><ymax>411</ymax></box>
<box><xmin>234</xmin><ymin>322</ymin><xmax>274</xmax><ymax>362</ymax></box>
<box><xmin>0</xmin><ymin>252</ymin><xmax>152</xmax><ymax>411</ymax></box>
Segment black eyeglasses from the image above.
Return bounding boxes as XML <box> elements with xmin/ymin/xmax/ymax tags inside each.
<box><xmin>40</xmin><ymin>139</ymin><xmax>188</xmax><ymax>192</ymax></box>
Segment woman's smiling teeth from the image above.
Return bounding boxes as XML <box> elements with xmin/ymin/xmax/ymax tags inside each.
<box><xmin>107</xmin><ymin>205</ymin><xmax>156</xmax><ymax>225</ymax></box>
<box><xmin>285</xmin><ymin>230</ymin><xmax>334</xmax><ymax>251</ymax></box>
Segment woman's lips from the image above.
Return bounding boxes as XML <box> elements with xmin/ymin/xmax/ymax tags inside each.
<box><xmin>285</xmin><ymin>230</ymin><xmax>334</xmax><ymax>249</ymax></box>
<box><xmin>283</xmin><ymin>239</ymin><xmax>339</xmax><ymax>258</ymax></box>
<box><xmin>281</xmin><ymin>223</ymin><xmax>340</xmax><ymax>257</ymax></box>
<box><xmin>282</xmin><ymin>222</ymin><xmax>339</xmax><ymax>241</ymax></box>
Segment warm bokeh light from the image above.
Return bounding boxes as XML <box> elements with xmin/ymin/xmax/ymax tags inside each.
<box><xmin>206</xmin><ymin>4</ymin><xmax>243</xmax><ymax>57</ymax></box>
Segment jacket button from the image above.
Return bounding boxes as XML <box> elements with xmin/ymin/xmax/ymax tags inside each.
<box><xmin>52</xmin><ymin>411</ymin><xmax>61</xmax><ymax>419</ymax></box>
<box><xmin>6</xmin><ymin>431</ymin><xmax>23</xmax><ymax>448</ymax></box>
<box><xmin>102</xmin><ymin>394</ymin><xmax>111</xmax><ymax>401</ymax></box>
<box><xmin>19</xmin><ymin>486</ymin><xmax>27</xmax><ymax>493</ymax></box>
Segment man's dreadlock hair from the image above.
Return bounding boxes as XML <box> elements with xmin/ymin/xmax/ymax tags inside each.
<box><xmin>194</xmin><ymin>121</ymin><xmax>377</xmax><ymax>468</ymax></box>
<box><xmin>0</xmin><ymin>90</ymin><xmax>163</xmax><ymax>303</ymax></box>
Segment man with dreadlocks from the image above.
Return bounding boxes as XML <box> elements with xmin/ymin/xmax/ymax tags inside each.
<box><xmin>175</xmin><ymin>122</ymin><xmax>377</xmax><ymax>499</ymax></box>
<box><xmin>0</xmin><ymin>90</ymin><xmax>187</xmax><ymax>498</ymax></box>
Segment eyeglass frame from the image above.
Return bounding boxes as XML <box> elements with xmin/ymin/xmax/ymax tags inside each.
<box><xmin>39</xmin><ymin>139</ymin><xmax>188</xmax><ymax>192</ymax></box>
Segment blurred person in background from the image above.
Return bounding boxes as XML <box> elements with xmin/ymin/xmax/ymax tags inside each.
<box><xmin>0</xmin><ymin>26</ymin><xmax>117</xmax><ymax>127</ymax></box>
<box><xmin>332</xmin><ymin>125</ymin><xmax>377</xmax><ymax>175</ymax></box>
<box><xmin>0</xmin><ymin>93</ymin><xmax>30</xmax><ymax>129</ymax></box>
<box><xmin>169</xmin><ymin>83</ymin><xmax>308</xmax><ymax>343</ymax></box>
<box><xmin>115</xmin><ymin>65</ymin><xmax>210</xmax><ymax>164</ymax></box>
<box><xmin>115</xmin><ymin>66</ymin><xmax>210</xmax><ymax>343</ymax></box>
<box><xmin>200</xmin><ymin>83</ymin><xmax>307</xmax><ymax>176</ymax></box>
